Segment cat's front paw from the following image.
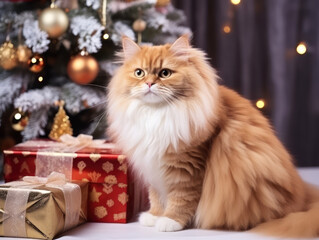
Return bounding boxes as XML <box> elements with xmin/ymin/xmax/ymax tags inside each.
<box><xmin>155</xmin><ymin>217</ymin><xmax>183</xmax><ymax>232</ymax></box>
<box><xmin>139</xmin><ymin>212</ymin><xmax>159</xmax><ymax>227</ymax></box>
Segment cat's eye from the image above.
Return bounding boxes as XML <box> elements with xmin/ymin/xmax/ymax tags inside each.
<box><xmin>134</xmin><ymin>68</ymin><xmax>145</xmax><ymax>78</ymax></box>
<box><xmin>159</xmin><ymin>69</ymin><xmax>172</xmax><ymax>78</ymax></box>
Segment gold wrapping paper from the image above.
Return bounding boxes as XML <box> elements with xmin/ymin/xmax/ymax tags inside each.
<box><xmin>0</xmin><ymin>177</ymin><xmax>88</xmax><ymax>239</ymax></box>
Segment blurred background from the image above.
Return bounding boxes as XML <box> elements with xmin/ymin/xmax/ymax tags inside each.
<box><xmin>0</xmin><ymin>0</ymin><xmax>318</xmax><ymax>178</ymax></box>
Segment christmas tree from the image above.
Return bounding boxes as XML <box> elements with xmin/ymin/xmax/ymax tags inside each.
<box><xmin>0</xmin><ymin>0</ymin><xmax>190</xmax><ymax>145</ymax></box>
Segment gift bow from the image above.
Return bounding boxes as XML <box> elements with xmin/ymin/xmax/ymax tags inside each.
<box><xmin>23</xmin><ymin>171</ymin><xmax>67</xmax><ymax>186</ymax></box>
<box><xmin>4</xmin><ymin>172</ymin><xmax>81</xmax><ymax>237</ymax></box>
<box><xmin>59</xmin><ymin>134</ymin><xmax>106</xmax><ymax>148</ymax></box>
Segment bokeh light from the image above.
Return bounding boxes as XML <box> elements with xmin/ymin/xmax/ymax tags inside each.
<box><xmin>103</xmin><ymin>33</ymin><xmax>110</xmax><ymax>40</ymax></box>
<box><xmin>231</xmin><ymin>0</ymin><xmax>241</xmax><ymax>5</ymax></box>
<box><xmin>223</xmin><ymin>25</ymin><xmax>231</xmax><ymax>34</ymax></box>
<box><xmin>296</xmin><ymin>42</ymin><xmax>307</xmax><ymax>55</ymax></box>
<box><xmin>256</xmin><ymin>99</ymin><xmax>265</xmax><ymax>109</ymax></box>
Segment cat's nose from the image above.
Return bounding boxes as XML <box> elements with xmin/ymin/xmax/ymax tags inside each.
<box><xmin>145</xmin><ymin>81</ymin><xmax>155</xmax><ymax>88</ymax></box>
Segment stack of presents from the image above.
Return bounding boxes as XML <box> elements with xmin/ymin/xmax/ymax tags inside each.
<box><xmin>0</xmin><ymin>134</ymin><xmax>148</xmax><ymax>239</ymax></box>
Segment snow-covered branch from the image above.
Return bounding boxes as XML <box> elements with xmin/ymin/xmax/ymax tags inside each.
<box><xmin>86</xmin><ymin>0</ymin><xmax>100</xmax><ymax>10</ymax></box>
<box><xmin>23</xmin><ymin>19</ymin><xmax>50</xmax><ymax>53</ymax></box>
<box><xmin>14</xmin><ymin>86</ymin><xmax>60</xmax><ymax>112</ymax></box>
<box><xmin>111</xmin><ymin>21</ymin><xmax>136</xmax><ymax>46</ymax></box>
<box><xmin>22</xmin><ymin>107</ymin><xmax>49</xmax><ymax>140</ymax></box>
<box><xmin>70</xmin><ymin>15</ymin><xmax>104</xmax><ymax>53</ymax></box>
<box><xmin>61</xmin><ymin>83</ymin><xmax>106</xmax><ymax>114</ymax></box>
<box><xmin>0</xmin><ymin>72</ymin><xmax>30</xmax><ymax>124</ymax></box>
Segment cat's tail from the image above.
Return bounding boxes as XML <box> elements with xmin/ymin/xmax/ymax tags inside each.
<box><xmin>251</xmin><ymin>183</ymin><xmax>319</xmax><ymax>238</ymax></box>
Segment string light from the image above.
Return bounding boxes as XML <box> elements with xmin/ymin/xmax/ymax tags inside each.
<box><xmin>296</xmin><ymin>42</ymin><xmax>307</xmax><ymax>55</ymax></box>
<box><xmin>223</xmin><ymin>24</ymin><xmax>231</xmax><ymax>34</ymax></box>
<box><xmin>256</xmin><ymin>99</ymin><xmax>265</xmax><ymax>109</ymax></box>
<box><xmin>38</xmin><ymin>76</ymin><xmax>44</xmax><ymax>82</ymax></box>
<box><xmin>14</xmin><ymin>112</ymin><xmax>22</xmax><ymax>120</ymax></box>
<box><xmin>231</xmin><ymin>0</ymin><xmax>241</xmax><ymax>5</ymax></box>
<box><xmin>103</xmin><ymin>32</ymin><xmax>109</xmax><ymax>40</ymax></box>
<box><xmin>31</xmin><ymin>57</ymin><xmax>37</xmax><ymax>64</ymax></box>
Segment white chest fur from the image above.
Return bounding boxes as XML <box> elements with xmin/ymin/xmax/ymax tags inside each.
<box><xmin>110</xmin><ymin>100</ymin><xmax>192</xmax><ymax>196</ymax></box>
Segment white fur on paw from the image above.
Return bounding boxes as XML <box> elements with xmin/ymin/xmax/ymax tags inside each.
<box><xmin>139</xmin><ymin>212</ymin><xmax>159</xmax><ymax>227</ymax></box>
<box><xmin>155</xmin><ymin>217</ymin><xmax>183</xmax><ymax>232</ymax></box>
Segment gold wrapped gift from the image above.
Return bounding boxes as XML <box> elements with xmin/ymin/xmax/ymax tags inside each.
<box><xmin>0</xmin><ymin>172</ymin><xmax>88</xmax><ymax>239</ymax></box>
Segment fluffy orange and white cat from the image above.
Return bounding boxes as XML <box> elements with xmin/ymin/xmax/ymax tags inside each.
<box><xmin>107</xmin><ymin>35</ymin><xmax>319</xmax><ymax>237</ymax></box>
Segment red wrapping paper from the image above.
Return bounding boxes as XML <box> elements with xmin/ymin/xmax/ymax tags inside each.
<box><xmin>3</xmin><ymin>139</ymin><xmax>148</xmax><ymax>223</ymax></box>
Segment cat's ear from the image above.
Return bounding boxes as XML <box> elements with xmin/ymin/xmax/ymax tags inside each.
<box><xmin>122</xmin><ymin>36</ymin><xmax>141</xmax><ymax>60</ymax></box>
<box><xmin>169</xmin><ymin>35</ymin><xmax>190</xmax><ymax>58</ymax></box>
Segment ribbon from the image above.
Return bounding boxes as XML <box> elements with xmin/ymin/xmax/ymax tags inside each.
<box><xmin>3</xmin><ymin>172</ymin><xmax>81</xmax><ymax>237</ymax></box>
<box><xmin>23</xmin><ymin>171</ymin><xmax>67</xmax><ymax>185</ymax></box>
<box><xmin>35</xmin><ymin>134</ymin><xmax>114</xmax><ymax>180</ymax></box>
<box><xmin>59</xmin><ymin>134</ymin><xmax>106</xmax><ymax>149</ymax></box>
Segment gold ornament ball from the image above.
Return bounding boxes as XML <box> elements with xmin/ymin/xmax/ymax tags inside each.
<box><xmin>67</xmin><ymin>54</ymin><xmax>99</xmax><ymax>84</ymax></box>
<box><xmin>28</xmin><ymin>54</ymin><xmax>45</xmax><ymax>72</ymax></box>
<box><xmin>10</xmin><ymin>108</ymin><xmax>29</xmax><ymax>131</ymax></box>
<box><xmin>39</xmin><ymin>6</ymin><xmax>69</xmax><ymax>38</ymax></box>
<box><xmin>0</xmin><ymin>41</ymin><xmax>18</xmax><ymax>70</ymax></box>
<box><xmin>17</xmin><ymin>45</ymin><xmax>32</xmax><ymax>64</ymax></box>
<box><xmin>133</xmin><ymin>19</ymin><xmax>147</xmax><ymax>32</ymax></box>
<box><xmin>156</xmin><ymin>0</ymin><xmax>171</xmax><ymax>7</ymax></box>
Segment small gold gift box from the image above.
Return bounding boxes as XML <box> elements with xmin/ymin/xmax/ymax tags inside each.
<box><xmin>0</xmin><ymin>172</ymin><xmax>88</xmax><ymax>239</ymax></box>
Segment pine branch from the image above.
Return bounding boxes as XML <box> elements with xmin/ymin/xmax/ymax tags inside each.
<box><xmin>61</xmin><ymin>83</ymin><xmax>106</xmax><ymax>114</ymax></box>
<box><xmin>85</xmin><ymin>0</ymin><xmax>100</xmax><ymax>10</ymax></box>
<box><xmin>144</xmin><ymin>8</ymin><xmax>192</xmax><ymax>42</ymax></box>
<box><xmin>21</xmin><ymin>106</ymin><xmax>49</xmax><ymax>140</ymax></box>
<box><xmin>109</xmin><ymin>0</ymin><xmax>156</xmax><ymax>17</ymax></box>
<box><xmin>0</xmin><ymin>71</ymin><xmax>30</xmax><ymax>124</ymax></box>
<box><xmin>111</xmin><ymin>21</ymin><xmax>136</xmax><ymax>46</ymax></box>
<box><xmin>166</xmin><ymin>6</ymin><xmax>187</xmax><ymax>25</ymax></box>
<box><xmin>23</xmin><ymin>18</ymin><xmax>50</xmax><ymax>53</ymax></box>
<box><xmin>70</xmin><ymin>15</ymin><xmax>104</xmax><ymax>53</ymax></box>
<box><xmin>14</xmin><ymin>86</ymin><xmax>60</xmax><ymax>112</ymax></box>
<box><xmin>14</xmin><ymin>11</ymin><xmax>34</xmax><ymax>29</ymax></box>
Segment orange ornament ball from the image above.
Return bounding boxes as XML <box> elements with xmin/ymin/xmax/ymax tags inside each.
<box><xmin>156</xmin><ymin>0</ymin><xmax>171</xmax><ymax>7</ymax></box>
<box><xmin>67</xmin><ymin>54</ymin><xmax>99</xmax><ymax>85</ymax></box>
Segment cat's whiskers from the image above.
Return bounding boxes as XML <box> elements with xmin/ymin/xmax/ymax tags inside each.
<box><xmin>161</xmin><ymin>95</ymin><xmax>175</xmax><ymax>107</ymax></box>
<box><xmin>84</xmin><ymin>99</ymin><xmax>108</xmax><ymax>110</ymax></box>
<box><xmin>86</xmin><ymin>110</ymin><xmax>107</xmax><ymax>135</ymax></box>
<box><xmin>130</xmin><ymin>87</ymin><xmax>147</xmax><ymax>98</ymax></box>
<box><xmin>155</xmin><ymin>90</ymin><xmax>176</xmax><ymax>107</ymax></box>
<box><xmin>87</xmin><ymin>83</ymin><xmax>108</xmax><ymax>90</ymax></box>
<box><xmin>158</xmin><ymin>86</ymin><xmax>187</xmax><ymax>102</ymax></box>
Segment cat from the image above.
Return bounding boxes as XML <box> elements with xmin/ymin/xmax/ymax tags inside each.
<box><xmin>107</xmin><ymin>35</ymin><xmax>319</xmax><ymax>237</ymax></box>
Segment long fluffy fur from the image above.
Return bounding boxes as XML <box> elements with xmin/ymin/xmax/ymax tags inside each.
<box><xmin>107</xmin><ymin>36</ymin><xmax>319</xmax><ymax>237</ymax></box>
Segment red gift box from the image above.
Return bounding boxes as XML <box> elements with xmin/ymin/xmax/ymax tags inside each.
<box><xmin>3</xmin><ymin>139</ymin><xmax>148</xmax><ymax>223</ymax></box>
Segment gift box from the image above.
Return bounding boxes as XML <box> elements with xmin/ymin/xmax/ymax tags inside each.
<box><xmin>0</xmin><ymin>172</ymin><xmax>88</xmax><ymax>240</ymax></box>
<box><xmin>3</xmin><ymin>135</ymin><xmax>148</xmax><ymax>223</ymax></box>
